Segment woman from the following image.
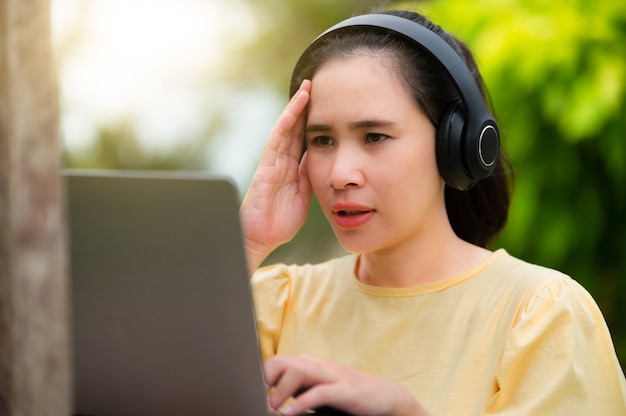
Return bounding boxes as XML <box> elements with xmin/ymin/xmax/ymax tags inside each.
<box><xmin>240</xmin><ymin>9</ymin><xmax>626</xmax><ymax>416</ymax></box>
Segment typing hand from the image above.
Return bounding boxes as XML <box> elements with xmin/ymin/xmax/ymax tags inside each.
<box><xmin>264</xmin><ymin>355</ymin><xmax>429</xmax><ymax>416</ymax></box>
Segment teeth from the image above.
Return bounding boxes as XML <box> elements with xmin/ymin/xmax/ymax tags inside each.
<box><xmin>340</xmin><ymin>210</ymin><xmax>365</xmax><ymax>216</ymax></box>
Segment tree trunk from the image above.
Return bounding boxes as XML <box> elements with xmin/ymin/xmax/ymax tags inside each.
<box><xmin>0</xmin><ymin>0</ymin><xmax>71</xmax><ymax>415</ymax></box>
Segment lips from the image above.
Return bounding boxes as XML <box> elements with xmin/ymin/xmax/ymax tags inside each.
<box><xmin>331</xmin><ymin>202</ymin><xmax>375</xmax><ymax>229</ymax></box>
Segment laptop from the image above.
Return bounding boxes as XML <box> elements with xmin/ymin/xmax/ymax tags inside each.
<box><xmin>65</xmin><ymin>170</ymin><xmax>268</xmax><ymax>415</ymax></box>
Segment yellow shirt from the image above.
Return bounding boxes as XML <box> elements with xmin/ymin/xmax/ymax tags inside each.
<box><xmin>251</xmin><ymin>249</ymin><xmax>626</xmax><ymax>415</ymax></box>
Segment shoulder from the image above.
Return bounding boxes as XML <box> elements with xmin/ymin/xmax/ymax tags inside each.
<box><xmin>489</xmin><ymin>254</ymin><xmax>626</xmax><ymax>413</ymax></box>
<box><xmin>251</xmin><ymin>254</ymin><xmax>358</xmax><ymax>291</ymax></box>
<box><xmin>485</xmin><ymin>251</ymin><xmax>613</xmax><ymax>347</ymax></box>
<box><xmin>483</xmin><ymin>250</ymin><xmax>582</xmax><ymax>302</ymax></box>
<box><xmin>488</xmin><ymin>249</ymin><xmax>567</xmax><ymax>285</ymax></box>
<box><xmin>473</xmin><ymin>250</ymin><xmax>607</xmax><ymax>332</ymax></box>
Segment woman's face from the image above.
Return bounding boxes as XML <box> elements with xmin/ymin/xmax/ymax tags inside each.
<box><xmin>305</xmin><ymin>54</ymin><xmax>447</xmax><ymax>255</ymax></box>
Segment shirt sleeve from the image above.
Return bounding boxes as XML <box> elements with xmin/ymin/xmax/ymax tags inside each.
<box><xmin>487</xmin><ymin>274</ymin><xmax>626</xmax><ymax>415</ymax></box>
<box><xmin>250</xmin><ymin>264</ymin><xmax>293</xmax><ymax>362</ymax></box>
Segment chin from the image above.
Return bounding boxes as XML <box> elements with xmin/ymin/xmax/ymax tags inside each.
<box><xmin>333</xmin><ymin>230</ymin><xmax>378</xmax><ymax>255</ymax></box>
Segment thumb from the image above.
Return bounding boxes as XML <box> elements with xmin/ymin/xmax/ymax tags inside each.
<box><xmin>298</xmin><ymin>151</ymin><xmax>313</xmax><ymax>197</ymax></box>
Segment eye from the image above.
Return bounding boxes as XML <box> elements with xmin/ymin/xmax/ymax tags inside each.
<box><xmin>364</xmin><ymin>133</ymin><xmax>390</xmax><ymax>144</ymax></box>
<box><xmin>310</xmin><ymin>135</ymin><xmax>334</xmax><ymax>148</ymax></box>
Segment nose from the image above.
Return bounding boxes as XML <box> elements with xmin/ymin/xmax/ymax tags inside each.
<box><xmin>328</xmin><ymin>145</ymin><xmax>365</xmax><ymax>190</ymax></box>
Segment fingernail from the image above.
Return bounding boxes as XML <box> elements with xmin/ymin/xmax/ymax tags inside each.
<box><xmin>280</xmin><ymin>405</ymin><xmax>296</xmax><ymax>416</ymax></box>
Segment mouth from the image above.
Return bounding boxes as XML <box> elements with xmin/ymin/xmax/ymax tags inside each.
<box><xmin>331</xmin><ymin>203</ymin><xmax>376</xmax><ymax>229</ymax></box>
<box><xmin>336</xmin><ymin>210</ymin><xmax>372</xmax><ymax>216</ymax></box>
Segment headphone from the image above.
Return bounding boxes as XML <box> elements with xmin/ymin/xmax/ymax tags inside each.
<box><xmin>290</xmin><ymin>14</ymin><xmax>500</xmax><ymax>191</ymax></box>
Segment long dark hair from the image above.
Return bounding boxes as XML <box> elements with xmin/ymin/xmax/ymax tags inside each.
<box><xmin>291</xmin><ymin>9</ymin><xmax>512</xmax><ymax>247</ymax></box>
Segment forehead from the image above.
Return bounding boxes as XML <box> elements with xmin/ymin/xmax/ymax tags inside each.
<box><xmin>308</xmin><ymin>55</ymin><xmax>417</xmax><ymax>118</ymax></box>
<box><xmin>313</xmin><ymin>51</ymin><xmax>402</xmax><ymax>85</ymax></box>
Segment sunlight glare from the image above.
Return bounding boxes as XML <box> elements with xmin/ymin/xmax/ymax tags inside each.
<box><xmin>52</xmin><ymin>0</ymin><xmax>257</xmax><ymax>151</ymax></box>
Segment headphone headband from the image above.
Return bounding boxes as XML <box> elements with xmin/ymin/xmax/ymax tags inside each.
<box><xmin>291</xmin><ymin>13</ymin><xmax>500</xmax><ymax>190</ymax></box>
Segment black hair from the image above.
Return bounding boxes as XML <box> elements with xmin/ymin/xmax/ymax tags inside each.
<box><xmin>291</xmin><ymin>9</ymin><xmax>512</xmax><ymax>247</ymax></box>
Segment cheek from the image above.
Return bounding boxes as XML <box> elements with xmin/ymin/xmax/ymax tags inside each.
<box><xmin>388</xmin><ymin>144</ymin><xmax>444</xmax><ymax>198</ymax></box>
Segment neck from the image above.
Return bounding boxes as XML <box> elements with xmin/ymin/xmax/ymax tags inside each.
<box><xmin>356</xmin><ymin>228</ymin><xmax>490</xmax><ymax>288</ymax></box>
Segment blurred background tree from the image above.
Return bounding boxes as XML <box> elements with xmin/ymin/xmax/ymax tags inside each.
<box><xmin>53</xmin><ymin>0</ymin><xmax>625</xmax><ymax>368</ymax></box>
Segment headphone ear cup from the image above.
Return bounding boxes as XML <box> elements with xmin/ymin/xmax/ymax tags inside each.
<box><xmin>436</xmin><ymin>101</ymin><xmax>476</xmax><ymax>191</ymax></box>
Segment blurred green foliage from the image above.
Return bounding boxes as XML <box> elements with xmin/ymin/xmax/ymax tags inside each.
<box><xmin>61</xmin><ymin>0</ymin><xmax>625</xmax><ymax>368</ymax></box>
<box><xmin>405</xmin><ymin>0</ymin><xmax>626</xmax><ymax>368</ymax></box>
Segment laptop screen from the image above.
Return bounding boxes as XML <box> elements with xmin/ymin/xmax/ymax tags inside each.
<box><xmin>65</xmin><ymin>170</ymin><xmax>267</xmax><ymax>415</ymax></box>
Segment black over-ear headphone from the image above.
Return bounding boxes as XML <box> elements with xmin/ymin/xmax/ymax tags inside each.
<box><xmin>290</xmin><ymin>13</ymin><xmax>500</xmax><ymax>191</ymax></box>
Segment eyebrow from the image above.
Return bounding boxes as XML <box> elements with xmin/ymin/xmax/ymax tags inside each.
<box><xmin>306</xmin><ymin>119</ymin><xmax>398</xmax><ymax>133</ymax></box>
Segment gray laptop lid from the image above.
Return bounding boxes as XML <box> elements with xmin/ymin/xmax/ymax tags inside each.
<box><xmin>65</xmin><ymin>170</ymin><xmax>267</xmax><ymax>416</ymax></box>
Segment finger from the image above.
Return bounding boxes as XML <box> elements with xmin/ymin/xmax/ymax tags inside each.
<box><xmin>265</xmin><ymin>355</ymin><xmax>331</xmax><ymax>412</ymax></box>
<box><xmin>281</xmin><ymin>385</ymin><xmax>345</xmax><ymax>416</ymax></box>
<box><xmin>255</xmin><ymin>81</ymin><xmax>309</xmax><ymax>178</ymax></box>
<box><xmin>288</xmin><ymin>81</ymin><xmax>311</xmax><ymax>158</ymax></box>
<box><xmin>264</xmin><ymin>357</ymin><xmax>299</xmax><ymax>411</ymax></box>
<box><xmin>263</xmin><ymin>355</ymin><xmax>289</xmax><ymax>388</ymax></box>
<box><xmin>270</xmin><ymin>374</ymin><xmax>305</xmax><ymax>412</ymax></box>
<box><xmin>266</xmin><ymin>363</ymin><xmax>308</xmax><ymax>411</ymax></box>
<box><xmin>298</xmin><ymin>151</ymin><xmax>312</xmax><ymax>196</ymax></box>
<box><xmin>272</xmin><ymin>81</ymin><xmax>309</xmax><ymax>139</ymax></box>
<box><xmin>270</xmin><ymin>80</ymin><xmax>311</xmax><ymax>156</ymax></box>
<box><xmin>247</xmin><ymin>81</ymin><xmax>309</xmax><ymax>182</ymax></box>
